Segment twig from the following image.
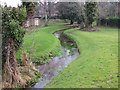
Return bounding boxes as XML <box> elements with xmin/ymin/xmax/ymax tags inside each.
<box><xmin>28</xmin><ymin>30</ymin><xmax>35</xmax><ymax>72</ymax></box>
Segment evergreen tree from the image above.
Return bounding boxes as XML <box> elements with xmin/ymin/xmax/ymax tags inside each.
<box><xmin>84</xmin><ymin>2</ymin><xmax>98</xmax><ymax>27</ymax></box>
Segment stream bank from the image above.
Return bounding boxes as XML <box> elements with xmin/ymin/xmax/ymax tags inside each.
<box><xmin>34</xmin><ymin>29</ymin><xmax>79</xmax><ymax>88</ymax></box>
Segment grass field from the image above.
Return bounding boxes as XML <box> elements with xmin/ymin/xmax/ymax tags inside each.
<box><xmin>45</xmin><ymin>27</ymin><xmax>118</xmax><ymax>88</ymax></box>
<box><xmin>16</xmin><ymin>23</ymin><xmax>68</xmax><ymax>63</ymax></box>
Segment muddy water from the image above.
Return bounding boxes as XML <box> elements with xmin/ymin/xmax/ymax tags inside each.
<box><xmin>34</xmin><ymin>31</ymin><xmax>79</xmax><ymax>88</ymax></box>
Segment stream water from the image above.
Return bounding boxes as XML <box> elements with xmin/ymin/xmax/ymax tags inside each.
<box><xmin>34</xmin><ymin>31</ymin><xmax>79</xmax><ymax>88</ymax></box>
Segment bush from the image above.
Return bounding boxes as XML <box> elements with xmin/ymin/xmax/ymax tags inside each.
<box><xmin>2</xmin><ymin>6</ymin><xmax>27</xmax><ymax>67</ymax></box>
<box><xmin>92</xmin><ymin>21</ymin><xmax>97</xmax><ymax>27</ymax></box>
<box><xmin>2</xmin><ymin>6</ymin><xmax>26</xmax><ymax>49</ymax></box>
<box><xmin>2</xmin><ymin>5</ymin><xmax>27</xmax><ymax>88</ymax></box>
<box><xmin>98</xmin><ymin>17</ymin><xmax>120</xmax><ymax>28</ymax></box>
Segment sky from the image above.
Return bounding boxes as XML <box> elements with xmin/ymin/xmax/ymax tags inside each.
<box><xmin>0</xmin><ymin>0</ymin><xmax>118</xmax><ymax>7</ymax></box>
<box><xmin>0</xmin><ymin>0</ymin><xmax>58</xmax><ymax>7</ymax></box>
<box><xmin>0</xmin><ymin>0</ymin><xmax>22</xmax><ymax>7</ymax></box>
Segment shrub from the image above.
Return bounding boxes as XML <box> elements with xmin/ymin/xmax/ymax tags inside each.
<box><xmin>98</xmin><ymin>17</ymin><xmax>120</xmax><ymax>28</ymax></box>
<box><xmin>92</xmin><ymin>21</ymin><xmax>97</xmax><ymax>27</ymax></box>
<box><xmin>2</xmin><ymin>5</ymin><xmax>27</xmax><ymax>88</ymax></box>
<box><xmin>2</xmin><ymin>6</ymin><xmax>27</xmax><ymax>49</ymax></box>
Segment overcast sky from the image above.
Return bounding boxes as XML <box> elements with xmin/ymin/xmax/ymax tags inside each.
<box><xmin>0</xmin><ymin>0</ymin><xmax>118</xmax><ymax>7</ymax></box>
<box><xmin>0</xmin><ymin>0</ymin><xmax>22</xmax><ymax>7</ymax></box>
<box><xmin>0</xmin><ymin>0</ymin><xmax>58</xmax><ymax>7</ymax></box>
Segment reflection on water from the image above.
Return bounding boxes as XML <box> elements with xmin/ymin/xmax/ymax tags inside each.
<box><xmin>34</xmin><ymin>32</ymin><xmax>79</xmax><ymax>88</ymax></box>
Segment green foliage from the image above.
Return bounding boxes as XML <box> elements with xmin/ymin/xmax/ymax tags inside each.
<box><xmin>18</xmin><ymin>7</ymin><xmax>27</xmax><ymax>25</ymax></box>
<box><xmin>92</xmin><ymin>21</ymin><xmax>97</xmax><ymax>27</ymax></box>
<box><xmin>84</xmin><ymin>2</ymin><xmax>98</xmax><ymax>27</ymax></box>
<box><xmin>27</xmin><ymin>70</ymin><xmax>41</xmax><ymax>87</ymax></box>
<box><xmin>98</xmin><ymin>18</ymin><xmax>120</xmax><ymax>28</ymax></box>
<box><xmin>22</xmin><ymin>2</ymin><xmax>38</xmax><ymax>17</ymax></box>
<box><xmin>2</xmin><ymin>6</ymin><xmax>27</xmax><ymax>49</ymax></box>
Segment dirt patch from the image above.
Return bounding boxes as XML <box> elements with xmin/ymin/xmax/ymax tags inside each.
<box><xmin>78</xmin><ymin>27</ymin><xmax>100</xmax><ymax>32</ymax></box>
<box><xmin>67</xmin><ymin>24</ymin><xmax>80</xmax><ymax>28</ymax></box>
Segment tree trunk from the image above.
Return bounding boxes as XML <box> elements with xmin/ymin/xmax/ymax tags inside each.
<box><xmin>45</xmin><ymin>13</ymin><xmax>48</xmax><ymax>26</ymax></box>
<box><xmin>3</xmin><ymin>38</ymin><xmax>24</xmax><ymax>88</ymax></box>
<box><xmin>48</xmin><ymin>2</ymin><xmax>51</xmax><ymax>19</ymax></box>
<box><xmin>44</xmin><ymin>1</ymin><xmax>48</xmax><ymax>26</ymax></box>
<box><xmin>70</xmin><ymin>20</ymin><xmax>73</xmax><ymax>25</ymax></box>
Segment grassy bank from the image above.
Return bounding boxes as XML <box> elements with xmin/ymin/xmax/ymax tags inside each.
<box><xmin>45</xmin><ymin>27</ymin><xmax>118</xmax><ymax>88</ymax></box>
<box><xmin>16</xmin><ymin>23</ymin><xmax>68</xmax><ymax>64</ymax></box>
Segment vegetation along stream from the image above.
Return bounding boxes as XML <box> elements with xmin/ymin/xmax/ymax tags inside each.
<box><xmin>34</xmin><ymin>30</ymin><xmax>80</xmax><ymax>88</ymax></box>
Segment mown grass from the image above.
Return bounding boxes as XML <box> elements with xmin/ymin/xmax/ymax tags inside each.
<box><xmin>45</xmin><ymin>27</ymin><xmax>118</xmax><ymax>88</ymax></box>
<box><xmin>16</xmin><ymin>23</ymin><xmax>68</xmax><ymax>64</ymax></box>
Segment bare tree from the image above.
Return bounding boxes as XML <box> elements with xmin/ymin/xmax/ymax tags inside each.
<box><xmin>98</xmin><ymin>2</ymin><xmax>119</xmax><ymax>18</ymax></box>
<box><xmin>38</xmin><ymin>0</ymin><xmax>57</xmax><ymax>26</ymax></box>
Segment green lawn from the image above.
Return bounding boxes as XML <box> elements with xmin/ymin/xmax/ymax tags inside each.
<box><xmin>45</xmin><ymin>27</ymin><xmax>118</xmax><ymax>88</ymax></box>
<box><xmin>16</xmin><ymin>23</ymin><xmax>68</xmax><ymax>63</ymax></box>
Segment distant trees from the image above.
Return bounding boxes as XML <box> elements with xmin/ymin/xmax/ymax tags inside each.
<box><xmin>56</xmin><ymin>2</ymin><xmax>98</xmax><ymax>27</ymax></box>
<box><xmin>56</xmin><ymin>2</ymin><xmax>119</xmax><ymax>28</ymax></box>
<box><xmin>38</xmin><ymin>0</ymin><xmax>57</xmax><ymax>26</ymax></box>
<box><xmin>97</xmin><ymin>2</ymin><xmax>119</xmax><ymax>27</ymax></box>
<box><xmin>37</xmin><ymin>1</ymin><xmax>50</xmax><ymax>26</ymax></box>
<box><xmin>57</xmin><ymin>2</ymin><xmax>81</xmax><ymax>24</ymax></box>
<box><xmin>98</xmin><ymin>2</ymin><xmax>119</xmax><ymax>18</ymax></box>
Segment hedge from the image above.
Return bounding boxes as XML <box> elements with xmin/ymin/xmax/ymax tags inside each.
<box><xmin>97</xmin><ymin>18</ymin><xmax>120</xmax><ymax>28</ymax></box>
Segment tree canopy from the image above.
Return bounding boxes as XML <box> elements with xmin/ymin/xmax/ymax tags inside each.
<box><xmin>57</xmin><ymin>2</ymin><xmax>81</xmax><ymax>24</ymax></box>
